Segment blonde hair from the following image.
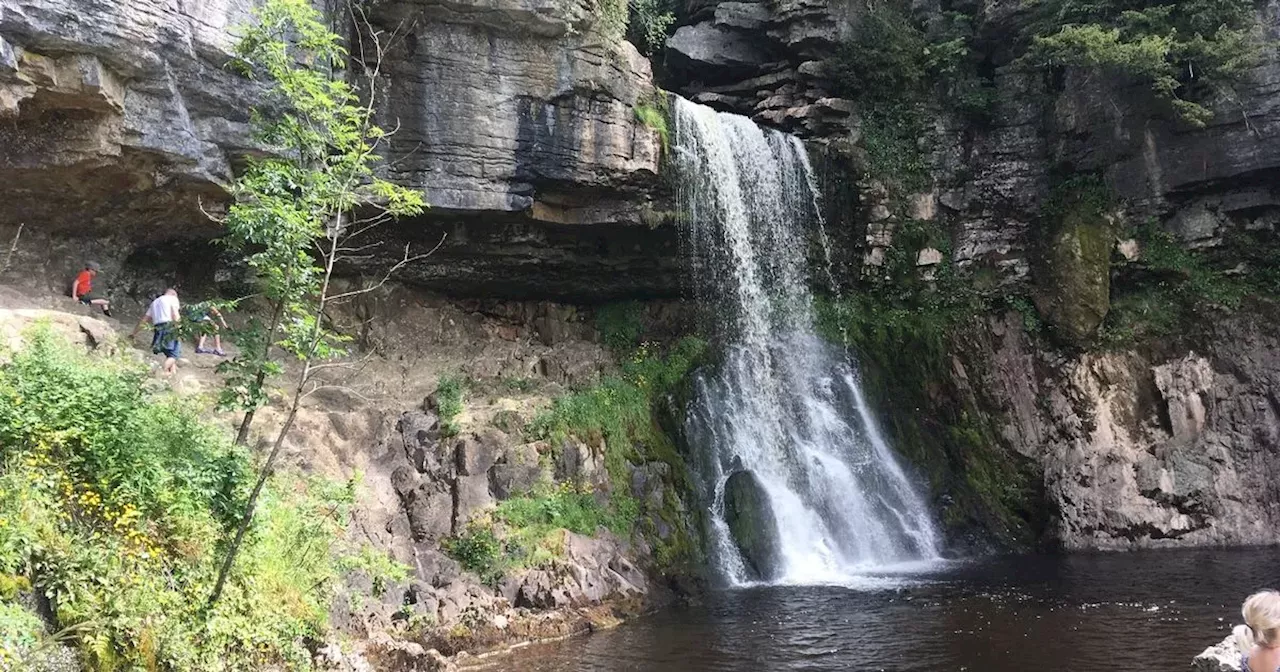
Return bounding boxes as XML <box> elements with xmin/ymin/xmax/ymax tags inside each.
<box><xmin>1241</xmin><ymin>590</ymin><xmax>1280</xmax><ymax>649</ymax></box>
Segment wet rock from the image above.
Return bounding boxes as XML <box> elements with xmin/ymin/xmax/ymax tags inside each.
<box><xmin>723</xmin><ymin>470</ymin><xmax>781</xmax><ymax>580</ymax></box>
<box><xmin>630</xmin><ymin>462</ymin><xmax>670</xmax><ymax>510</ymax></box>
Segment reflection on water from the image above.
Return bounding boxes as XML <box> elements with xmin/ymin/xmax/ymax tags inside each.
<box><xmin>484</xmin><ymin>548</ymin><xmax>1279</xmax><ymax>671</ymax></box>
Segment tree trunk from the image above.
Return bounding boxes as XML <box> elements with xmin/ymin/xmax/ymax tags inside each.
<box><xmin>209</xmin><ymin>221</ymin><xmax>342</xmax><ymax>608</ymax></box>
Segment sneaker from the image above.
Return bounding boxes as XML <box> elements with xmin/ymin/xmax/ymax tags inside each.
<box><xmin>195</xmin><ymin>347</ymin><xmax>210</xmax><ymax>354</ymax></box>
<box><xmin>213</xmin><ymin>348</ymin><xmax>226</xmax><ymax>357</ymax></box>
<box><xmin>102</xmin><ymin>308</ymin><xmax>112</xmax><ymax>318</ymax></box>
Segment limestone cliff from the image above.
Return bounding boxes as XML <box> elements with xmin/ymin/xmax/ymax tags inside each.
<box><xmin>0</xmin><ymin>0</ymin><xmax>676</xmax><ymax>299</ymax></box>
<box><xmin>3</xmin><ymin>0</ymin><xmax>1280</xmax><ymax>563</ymax></box>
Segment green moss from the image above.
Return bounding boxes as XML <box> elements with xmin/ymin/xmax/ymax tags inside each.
<box><xmin>1032</xmin><ymin>176</ymin><xmax>1115</xmax><ymax>345</ymax></box>
<box><xmin>1100</xmin><ymin>217</ymin><xmax>1264</xmax><ymax>347</ymax></box>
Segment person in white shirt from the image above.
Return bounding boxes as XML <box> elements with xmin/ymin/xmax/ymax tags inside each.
<box><xmin>131</xmin><ymin>288</ymin><xmax>182</xmax><ymax>374</ymax></box>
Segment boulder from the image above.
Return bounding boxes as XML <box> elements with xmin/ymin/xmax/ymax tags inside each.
<box><xmin>723</xmin><ymin>470</ymin><xmax>781</xmax><ymax>580</ymax></box>
<box><xmin>390</xmin><ymin>466</ymin><xmax>454</xmax><ymax>543</ymax></box>
<box><xmin>490</xmin><ymin>443</ymin><xmax>545</xmax><ymax>499</ymax></box>
<box><xmin>666</xmin><ymin>22</ymin><xmax>771</xmax><ymax>82</ymax></box>
<box><xmin>0</xmin><ymin>308</ymin><xmax>114</xmax><ymax>357</ymax></box>
<box><xmin>1192</xmin><ymin>631</ymin><xmax>1245</xmax><ymax>671</ymax></box>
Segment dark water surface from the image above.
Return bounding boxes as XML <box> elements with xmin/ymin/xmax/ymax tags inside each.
<box><xmin>488</xmin><ymin>549</ymin><xmax>1278</xmax><ymax>671</ymax></box>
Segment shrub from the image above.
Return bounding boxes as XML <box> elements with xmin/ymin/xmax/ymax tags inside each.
<box><xmin>441</xmin><ymin>525</ymin><xmax>503</xmax><ymax>585</ymax></box>
<box><xmin>0</xmin><ymin>326</ymin><xmax>367</xmax><ymax>670</ymax></box>
<box><xmin>0</xmin><ymin>602</ymin><xmax>43</xmax><ymax>668</ymax></box>
<box><xmin>435</xmin><ymin>375</ymin><xmax>465</xmax><ymax>437</ymax></box>
<box><xmin>628</xmin><ymin>0</ymin><xmax>676</xmax><ymax>55</ymax></box>
<box><xmin>828</xmin><ymin>6</ymin><xmax>930</xmax><ymax>102</ymax></box>
<box><xmin>1022</xmin><ymin>0</ymin><xmax>1262</xmax><ymax>125</ymax></box>
<box><xmin>595</xmin><ymin>301</ymin><xmax>646</xmax><ymax>351</ymax></box>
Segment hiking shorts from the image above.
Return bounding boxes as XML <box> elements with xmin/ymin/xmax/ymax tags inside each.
<box><xmin>78</xmin><ymin>292</ymin><xmax>103</xmax><ymax>303</ymax></box>
<box><xmin>151</xmin><ymin>322</ymin><xmax>181</xmax><ymax>359</ymax></box>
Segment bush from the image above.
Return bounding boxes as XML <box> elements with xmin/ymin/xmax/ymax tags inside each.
<box><xmin>595</xmin><ymin>301</ymin><xmax>646</xmax><ymax>351</ymax></box>
<box><xmin>828</xmin><ymin>6</ymin><xmax>930</xmax><ymax>102</ymax></box>
<box><xmin>0</xmin><ymin>601</ymin><xmax>43</xmax><ymax>667</ymax></box>
<box><xmin>435</xmin><ymin>375</ymin><xmax>465</xmax><ymax>437</ymax></box>
<box><xmin>628</xmin><ymin>0</ymin><xmax>676</xmax><ymax>55</ymax></box>
<box><xmin>441</xmin><ymin>525</ymin><xmax>503</xmax><ymax>585</ymax></box>
<box><xmin>1022</xmin><ymin>0</ymin><xmax>1262</xmax><ymax>125</ymax></box>
<box><xmin>0</xmin><ymin>326</ymin><xmax>368</xmax><ymax>670</ymax></box>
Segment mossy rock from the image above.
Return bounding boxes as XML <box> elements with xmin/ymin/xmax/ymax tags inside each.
<box><xmin>723</xmin><ymin>470</ymin><xmax>781</xmax><ymax>581</ymax></box>
<box><xmin>1033</xmin><ymin>183</ymin><xmax>1113</xmax><ymax>345</ymax></box>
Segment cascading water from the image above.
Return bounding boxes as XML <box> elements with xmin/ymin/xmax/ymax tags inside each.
<box><xmin>672</xmin><ymin>97</ymin><xmax>941</xmax><ymax>586</ymax></box>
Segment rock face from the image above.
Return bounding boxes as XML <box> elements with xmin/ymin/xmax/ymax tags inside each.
<box><xmin>723</xmin><ymin>470</ymin><xmax>780</xmax><ymax>580</ymax></box>
<box><xmin>356</xmin><ymin>0</ymin><xmax>680</xmax><ymax>299</ymax></box>
<box><xmin>955</xmin><ymin>312</ymin><xmax>1280</xmax><ymax>550</ymax></box>
<box><xmin>1031</xmin><ymin>205</ymin><xmax>1113</xmax><ymax>345</ymax></box>
<box><xmin>240</xmin><ymin>289</ymin><xmax>699</xmax><ymax>655</ymax></box>
<box><xmin>0</xmin><ymin>0</ymin><xmax>680</xmax><ymax>300</ymax></box>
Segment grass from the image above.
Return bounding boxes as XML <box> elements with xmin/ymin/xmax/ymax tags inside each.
<box><xmin>634</xmin><ymin>102</ymin><xmax>670</xmax><ymax>152</ymax></box>
<box><xmin>442</xmin><ymin>485</ymin><xmax>641</xmax><ymax>585</ymax></box>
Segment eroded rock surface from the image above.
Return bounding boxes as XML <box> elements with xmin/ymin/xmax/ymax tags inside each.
<box><xmin>972</xmin><ymin>312</ymin><xmax>1280</xmax><ymax>550</ymax></box>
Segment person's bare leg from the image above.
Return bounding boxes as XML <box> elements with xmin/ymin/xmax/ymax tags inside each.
<box><xmin>164</xmin><ymin>356</ymin><xmax>177</xmax><ymax>375</ymax></box>
<box><xmin>89</xmin><ymin>298</ymin><xmax>110</xmax><ymax>315</ymax></box>
<box><xmin>197</xmin><ymin>334</ymin><xmax>208</xmax><ymax>352</ymax></box>
<box><xmin>213</xmin><ymin>334</ymin><xmax>223</xmax><ymax>351</ymax></box>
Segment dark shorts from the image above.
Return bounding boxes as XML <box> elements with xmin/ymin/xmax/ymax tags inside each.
<box><xmin>151</xmin><ymin>322</ymin><xmax>181</xmax><ymax>359</ymax></box>
<box><xmin>78</xmin><ymin>292</ymin><xmax>103</xmax><ymax>303</ymax></box>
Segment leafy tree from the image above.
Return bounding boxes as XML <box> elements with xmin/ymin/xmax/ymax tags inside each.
<box><xmin>1021</xmin><ymin>0</ymin><xmax>1263</xmax><ymax>125</ymax></box>
<box><xmin>208</xmin><ymin>0</ymin><xmax>428</xmax><ymax>606</ymax></box>
<box><xmin>628</xmin><ymin>0</ymin><xmax>677</xmax><ymax>55</ymax></box>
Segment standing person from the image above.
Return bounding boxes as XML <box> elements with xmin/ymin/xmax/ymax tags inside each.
<box><xmin>70</xmin><ymin>262</ymin><xmax>111</xmax><ymax>317</ymax></box>
<box><xmin>131</xmin><ymin>288</ymin><xmax>182</xmax><ymax>375</ymax></box>
<box><xmin>188</xmin><ymin>301</ymin><xmax>229</xmax><ymax>356</ymax></box>
<box><xmin>1238</xmin><ymin>590</ymin><xmax>1280</xmax><ymax>672</ymax></box>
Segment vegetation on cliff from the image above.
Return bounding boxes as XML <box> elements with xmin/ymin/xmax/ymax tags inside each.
<box><xmin>442</xmin><ymin>306</ymin><xmax>708</xmax><ymax>582</ymax></box>
<box><xmin>1022</xmin><ymin>0</ymin><xmax>1262</xmax><ymax>125</ymax></box>
<box><xmin>0</xmin><ymin>327</ymin><xmax>388</xmax><ymax>670</ymax></box>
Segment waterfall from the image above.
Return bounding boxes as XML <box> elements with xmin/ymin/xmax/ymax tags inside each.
<box><xmin>672</xmin><ymin>97</ymin><xmax>941</xmax><ymax>586</ymax></box>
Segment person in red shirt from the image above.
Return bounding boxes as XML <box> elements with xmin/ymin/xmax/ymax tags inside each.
<box><xmin>70</xmin><ymin>261</ymin><xmax>111</xmax><ymax>317</ymax></box>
